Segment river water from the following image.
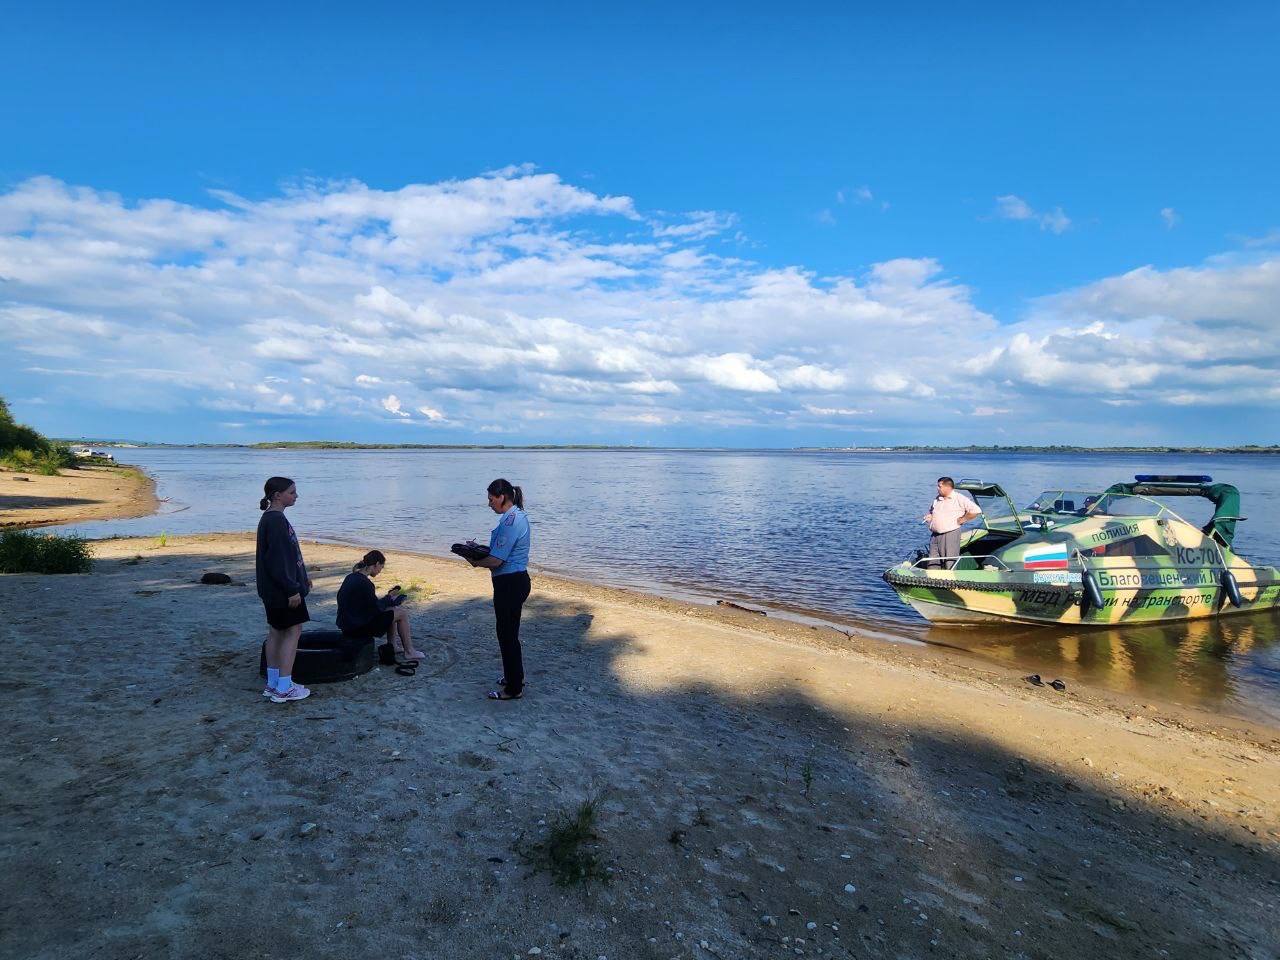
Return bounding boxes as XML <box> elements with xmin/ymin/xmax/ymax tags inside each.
<box><xmin>68</xmin><ymin>448</ymin><xmax>1280</xmax><ymax>723</ymax></box>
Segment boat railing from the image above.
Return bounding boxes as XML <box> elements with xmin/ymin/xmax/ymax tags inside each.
<box><xmin>907</xmin><ymin>555</ymin><xmax>1012</xmax><ymax>572</ymax></box>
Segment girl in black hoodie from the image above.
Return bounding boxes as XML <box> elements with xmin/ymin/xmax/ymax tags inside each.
<box><xmin>255</xmin><ymin>476</ymin><xmax>312</xmax><ymax>703</ymax></box>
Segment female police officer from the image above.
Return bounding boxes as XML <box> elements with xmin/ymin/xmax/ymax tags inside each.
<box><xmin>464</xmin><ymin>478</ymin><xmax>532</xmax><ymax>700</ymax></box>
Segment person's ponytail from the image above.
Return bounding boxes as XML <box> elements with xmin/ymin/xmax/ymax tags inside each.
<box><xmin>487</xmin><ymin>478</ymin><xmax>525</xmax><ymax>510</ymax></box>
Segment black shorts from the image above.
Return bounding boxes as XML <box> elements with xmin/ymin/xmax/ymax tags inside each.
<box><xmin>343</xmin><ymin>609</ymin><xmax>395</xmax><ymax>639</ymax></box>
<box><xmin>265</xmin><ymin>599</ymin><xmax>311</xmax><ymax>630</ymax></box>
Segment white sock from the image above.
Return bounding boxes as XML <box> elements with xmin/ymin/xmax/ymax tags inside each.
<box><xmin>267</xmin><ymin>667</ymin><xmax>280</xmax><ymax>688</ymax></box>
<box><xmin>277</xmin><ymin>674</ymin><xmax>292</xmax><ymax>692</ymax></box>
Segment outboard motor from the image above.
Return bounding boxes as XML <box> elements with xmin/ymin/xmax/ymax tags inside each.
<box><xmin>1221</xmin><ymin>569</ymin><xmax>1244</xmax><ymax>608</ymax></box>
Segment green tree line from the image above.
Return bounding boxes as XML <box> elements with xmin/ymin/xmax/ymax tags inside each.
<box><xmin>0</xmin><ymin>396</ymin><xmax>77</xmax><ymax>475</ymax></box>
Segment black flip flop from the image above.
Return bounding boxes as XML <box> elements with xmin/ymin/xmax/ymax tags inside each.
<box><xmin>1024</xmin><ymin>674</ymin><xmax>1044</xmax><ymax>686</ymax></box>
<box><xmin>394</xmin><ymin>662</ymin><xmax>419</xmax><ymax>677</ymax></box>
<box><xmin>1049</xmin><ymin>678</ymin><xmax>1067</xmax><ymax>691</ymax></box>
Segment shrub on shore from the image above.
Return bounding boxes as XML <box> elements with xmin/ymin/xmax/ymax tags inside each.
<box><xmin>0</xmin><ymin>397</ymin><xmax>77</xmax><ymax>474</ymax></box>
<box><xmin>2</xmin><ymin>445</ymin><xmax>76</xmax><ymax>476</ymax></box>
<box><xmin>0</xmin><ymin>530</ymin><xmax>94</xmax><ymax>574</ymax></box>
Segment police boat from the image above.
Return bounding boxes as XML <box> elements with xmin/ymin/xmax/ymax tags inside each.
<box><xmin>882</xmin><ymin>475</ymin><xmax>1280</xmax><ymax>626</ymax></box>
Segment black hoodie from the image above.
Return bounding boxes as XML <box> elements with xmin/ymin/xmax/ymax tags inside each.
<box><xmin>255</xmin><ymin>510</ymin><xmax>309</xmax><ymax>607</ymax></box>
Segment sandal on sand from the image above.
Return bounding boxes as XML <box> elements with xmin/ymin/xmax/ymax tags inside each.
<box><xmin>1024</xmin><ymin>674</ymin><xmax>1044</xmax><ymax>686</ymax></box>
<box><xmin>1050</xmin><ymin>678</ymin><xmax>1067</xmax><ymax>691</ymax></box>
<box><xmin>487</xmin><ymin>689</ymin><xmax>522</xmax><ymax>701</ymax></box>
<box><xmin>394</xmin><ymin>661</ymin><xmax>419</xmax><ymax>677</ymax></box>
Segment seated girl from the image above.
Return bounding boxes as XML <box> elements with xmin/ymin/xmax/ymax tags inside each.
<box><xmin>336</xmin><ymin>550</ymin><xmax>424</xmax><ymax>662</ymax></box>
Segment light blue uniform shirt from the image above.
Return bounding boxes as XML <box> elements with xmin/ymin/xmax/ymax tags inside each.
<box><xmin>488</xmin><ymin>506</ymin><xmax>530</xmax><ymax>577</ymax></box>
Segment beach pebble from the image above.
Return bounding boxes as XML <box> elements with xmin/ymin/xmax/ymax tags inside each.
<box><xmin>806</xmin><ymin>922</ymin><xmax>817</xmax><ymax>930</ymax></box>
<box><xmin>760</xmin><ymin>915</ymin><xmax>777</xmax><ymax>927</ymax></box>
<box><xmin>844</xmin><ymin>884</ymin><xmax>856</xmax><ymax>893</ymax></box>
<box><xmin>298</xmin><ymin>822</ymin><xmax>318</xmax><ymax>837</ymax></box>
<box><xmin>528</xmin><ymin>949</ymin><xmax>542</xmax><ymax>956</ymax></box>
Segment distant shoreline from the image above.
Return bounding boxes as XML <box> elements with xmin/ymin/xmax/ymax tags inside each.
<box><xmin>55</xmin><ymin>440</ymin><xmax>1280</xmax><ymax>455</ymax></box>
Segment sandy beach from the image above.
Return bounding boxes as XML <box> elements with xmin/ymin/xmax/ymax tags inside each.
<box><xmin>2</xmin><ymin>519</ymin><xmax>1278</xmax><ymax>959</ymax></box>
<box><xmin>0</xmin><ymin>463</ymin><xmax>157</xmax><ymax>529</ymax></box>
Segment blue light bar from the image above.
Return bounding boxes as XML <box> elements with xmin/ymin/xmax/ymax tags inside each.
<box><xmin>1134</xmin><ymin>474</ymin><xmax>1212</xmax><ymax>483</ymax></box>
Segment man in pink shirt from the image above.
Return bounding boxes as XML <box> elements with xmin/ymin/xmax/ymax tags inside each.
<box><xmin>922</xmin><ymin>476</ymin><xmax>982</xmax><ymax>569</ymax></box>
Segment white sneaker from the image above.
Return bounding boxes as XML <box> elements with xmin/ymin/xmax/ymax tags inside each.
<box><xmin>270</xmin><ymin>683</ymin><xmax>311</xmax><ymax>703</ymax></box>
<box><xmin>261</xmin><ymin>684</ymin><xmax>276</xmax><ymax>698</ymax></box>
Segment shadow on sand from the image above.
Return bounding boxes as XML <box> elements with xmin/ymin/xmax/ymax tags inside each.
<box><xmin>1</xmin><ymin>548</ymin><xmax>1276</xmax><ymax>960</ymax></box>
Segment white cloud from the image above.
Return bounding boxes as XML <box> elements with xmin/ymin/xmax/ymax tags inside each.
<box><xmin>695</xmin><ymin>353</ymin><xmax>780</xmax><ymax>393</ymax></box>
<box><xmin>619</xmin><ymin>379</ymin><xmax>681</xmax><ymax>394</ymax></box>
<box><xmin>1</xmin><ymin>171</ymin><xmax>1277</xmax><ymax>443</ymax></box>
<box><xmin>1160</xmin><ymin>207</ymin><xmax>1180</xmax><ymax>230</ymax></box>
<box><xmin>995</xmin><ymin>195</ymin><xmax>1035</xmax><ymax>221</ymax></box>
<box><xmin>993</xmin><ymin>195</ymin><xmax>1071</xmax><ymax>234</ymax></box>
<box><xmin>254</xmin><ymin>337</ymin><xmax>315</xmax><ymax>362</ymax></box>
<box><xmin>651</xmin><ymin>210</ymin><xmax>736</xmax><ymax>240</ymax></box>
<box><xmin>836</xmin><ymin>185</ymin><xmax>887</xmax><ymax>211</ymax></box>
<box><xmin>804</xmin><ymin>405</ymin><xmax>871</xmax><ymax>417</ymax></box>
<box><xmin>777</xmin><ymin>365</ymin><xmax>846</xmax><ymax>390</ymax></box>
<box><xmin>1040</xmin><ymin>207</ymin><xmax>1071</xmax><ymax>234</ymax></box>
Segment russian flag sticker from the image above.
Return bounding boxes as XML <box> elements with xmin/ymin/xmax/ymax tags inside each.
<box><xmin>1023</xmin><ymin>544</ymin><xmax>1070</xmax><ymax>570</ymax></box>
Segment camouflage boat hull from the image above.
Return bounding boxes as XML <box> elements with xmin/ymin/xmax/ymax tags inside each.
<box><xmin>883</xmin><ymin>562</ymin><xmax>1280</xmax><ymax>626</ymax></box>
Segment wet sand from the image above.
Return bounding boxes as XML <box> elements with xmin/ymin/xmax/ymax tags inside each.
<box><xmin>0</xmin><ymin>462</ymin><xmax>157</xmax><ymax>528</ymax></box>
<box><xmin>2</xmin><ymin>532</ymin><xmax>1278</xmax><ymax>960</ymax></box>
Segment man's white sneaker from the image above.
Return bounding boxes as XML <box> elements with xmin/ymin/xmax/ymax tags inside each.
<box><xmin>262</xmin><ymin>684</ymin><xmax>276</xmax><ymax>698</ymax></box>
<box><xmin>270</xmin><ymin>683</ymin><xmax>311</xmax><ymax>703</ymax></box>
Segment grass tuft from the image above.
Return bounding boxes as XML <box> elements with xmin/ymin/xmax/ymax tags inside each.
<box><xmin>0</xmin><ymin>529</ymin><xmax>94</xmax><ymax>574</ymax></box>
<box><xmin>523</xmin><ymin>796</ymin><xmax>608</xmax><ymax>887</ymax></box>
<box><xmin>399</xmin><ymin>577</ymin><xmax>430</xmax><ymax>601</ymax></box>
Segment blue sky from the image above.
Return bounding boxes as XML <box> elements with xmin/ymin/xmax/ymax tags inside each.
<box><xmin>2</xmin><ymin>2</ymin><xmax>1278</xmax><ymax>445</ymax></box>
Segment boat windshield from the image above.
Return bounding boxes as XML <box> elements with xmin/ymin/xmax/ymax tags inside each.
<box><xmin>973</xmin><ymin>492</ymin><xmax>1022</xmax><ymax>532</ymax></box>
<box><xmin>1085</xmin><ymin>492</ymin><xmax>1177</xmax><ymax>520</ymax></box>
<box><xmin>1026</xmin><ymin>490</ymin><xmax>1104</xmax><ymax>517</ymax></box>
<box><xmin>1028</xmin><ymin>489</ymin><xmax>1180</xmax><ymax>521</ymax></box>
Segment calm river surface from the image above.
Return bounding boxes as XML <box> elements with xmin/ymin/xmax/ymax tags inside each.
<box><xmin>69</xmin><ymin>448</ymin><xmax>1280</xmax><ymax>723</ymax></box>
